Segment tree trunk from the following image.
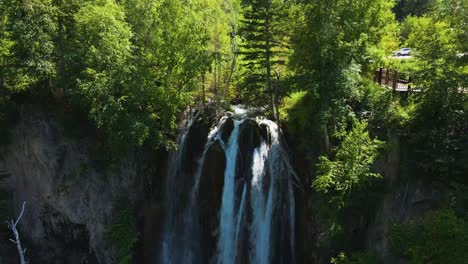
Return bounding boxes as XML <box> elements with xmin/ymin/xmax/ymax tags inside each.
<box><xmin>265</xmin><ymin>4</ymin><xmax>274</xmax><ymax>120</ymax></box>
<box><xmin>224</xmin><ymin>19</ymin><xmax>238</xmax><ymax>99</ymax></box>
<box><xmin>8</xmin><ymin>202</ymin><xmax>28</xmax><ymax>264</ymax></box>
<box><xmin>202</xmin><ymin>73</ymin><xmax>206</xmax><ymax>107</ymax></box>
<box><xmin>274</xmin><ymin>71</ymin><xmax>281</xmax><ymax>122</ymax></box>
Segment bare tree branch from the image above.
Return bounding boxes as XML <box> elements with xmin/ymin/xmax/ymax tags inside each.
<box><xmin>14</xmin><ymin>202</ymin><xmax>26</xmax><ymax>227</ymax></box>
<box><xmin>7</xmin><ymin>201</ymin><xmax>28</xmax><ymax>264</ymax></box>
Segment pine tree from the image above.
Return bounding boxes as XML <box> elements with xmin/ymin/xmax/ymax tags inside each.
<box><xmin>239</xmin><ymin>0</ymin><xmax>290</xmax><ymax>120</ymax></box>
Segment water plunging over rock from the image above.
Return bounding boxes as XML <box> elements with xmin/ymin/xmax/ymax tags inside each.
<box><xmin>160</xmin><ymin>107</ymin><xmax>297</xmax><ymax>264</ymax></box>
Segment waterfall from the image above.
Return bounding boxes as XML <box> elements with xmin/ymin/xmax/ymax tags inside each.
<box><xmin>217</xmin><ymin>120</ymin><xmax>242</xmax><ymax>264</ymax></box>
<box><xmin>160</xmin><ymin>109</ymin><xmax>297</xmax><ymax>264</ymax></box>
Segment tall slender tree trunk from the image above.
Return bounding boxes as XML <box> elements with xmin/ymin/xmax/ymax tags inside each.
<box><xmin>202</xmin><ymin>73</ymin><xmax>206</xmax><ymax>107</ymax></box>
<box><xmin>225</xmin><ymin>18</ymin><xmax>238</xmax><ymax>99</ymax></box>
<box><xmin>265</xmin><ymin>3</ymin><xmax>275</xmax><ymax>120</ymax></box>
<box><xmin>274</xmin><ymin>70</ymin><xmax>280</xmax><ymax>122</ymax></box>
<box><xmin>0</xmin><ymin>10</ymin><xmax>7</xmax><ymax>91</ymax></box>
<box><xmin>54</xmin><ymin>0</ymin><xmax>65</xmax><ymax>97</ymax></box>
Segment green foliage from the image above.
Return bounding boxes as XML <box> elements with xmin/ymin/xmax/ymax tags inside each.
<box><xmin>331</xmin><ymin>251</ymin><xmax>382</xmax><ymax>264</ymax></box>
<box><xmin>449</xmin><ymin>182</ymin><xmax>468</xmax><ymax>218</ymax></box>
<box><xmin>432</xmin><ymin>0</ymin><xmax>468</xmax><ymax>52</ymax></box>
<box><xmin>106</xmin><ymin>204</ymin><xmax>139</xmax><ymax>264</ymax></box>
<box><xmin>73</xmin><ymin>0</ymin><xmax>146</xmax><ymax>155</ymax></box>
<box><xmin>199</xmin><ymin>0</ymin><xmax>242</xmax><ymax>105</ymax></box>
<box><xmin>238</xmin><ymin>0</ymin><xmax>292</xmax><ymax>117</ymax></box>
<box><xmin>279</xmin><ymin>90</ymin><xmax>309</xmax><ymax>133</ymax></box>
<box><xmin>388</xmin><ymin>209</ymin><xmax>468</xmax><ymax>264</ymax></box>
<box><xmin>405</xmin><ymin>17</ymin><xmax>457</xmax><ymax>61</ymax></box>
<box><xmin>1</xmin><ymin>0</ymin><xmax>236</xmax><ymax>157</ymax></box>
<box><xmin>392</xmin><ymin>0</ymin><xmax>434</xmax><ymax>21</ymax></box>
<box><xmin>362</xmin><ymin>82</ymin><xmax>416</xmax><ymax>130</ymax></box>
<box><xmin>75</xmin><ymin>1</ymin><xmax>132</xmax><ymax>74</ymax></box>
<box><xmin>355</xmin><ymin>82</ymin><xmax>416</xmax><ymax>130</ymax></box>
<box><xmin>278</xmin><ymin>89</ymin><xmax>323</xmax><ymax>162</ymax></box>
<box><xmin>70</xmin><ymin>0</ymin><xmax>215</xmax><ymax>156</ymax></box>
<box><xmin>387</xmin><ymin>57</ymin><xmax>420</xmax><ymax>75</ymax></box>
<box><xmin>291</xmin><ymin>0</ymin><xmax>396</xmax><ymax>143</ymax></box>
<box><xmin>401</xmin><ymin>7</ymin><xmax>468</xmax><ymax>185</ymax></box>
<box><xmin>1</xmin><ymin>0</ymin><xmax>56</xmax><ymax>92</ymax></box>
<box><xmin>123</xmin><ymin>0</ymin><xmax>212</xmax><ymax>92</ymax></box>
<box><xmin>313</xmin><ymin>119</ymin><xmax>384</xmax><ymax>219</ymax></box>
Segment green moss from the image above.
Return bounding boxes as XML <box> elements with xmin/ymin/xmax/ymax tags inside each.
<box><xmin>279</xmin><ymin>90</ymin><xmax>320</xmax><ymax>151</ymax></box>
<box><xmin>279</xmin><ymin>90</ymin><xmax>308</xmax><ymax>124</ymax></box>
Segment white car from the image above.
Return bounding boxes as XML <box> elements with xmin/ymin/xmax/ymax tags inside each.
<box><xmin>393</xmin><ymin>48</ymin><xmax>411</xmax><ymax>56</ymax></box>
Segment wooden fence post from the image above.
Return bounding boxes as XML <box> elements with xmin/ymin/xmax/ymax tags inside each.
<box><xmin>385</xmin><ymin>68</ymin><xmax>390</xmax><ymax>86</ymax></box>
<box><xmin>378</xmin><ymin>68</ymin><xmax>383</xmax><ymax>85</ymax></box>
<box><xmin>393</xmin><ymin>70</ymin><xmax>398</xmax><ymax>92</ymax></box>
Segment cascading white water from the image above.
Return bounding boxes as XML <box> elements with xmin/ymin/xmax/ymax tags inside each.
<box><xmin>250</xmin><ymin>139</ymin><xmax>270</xmax><ymax>264</ymax></box>
<box><xmin>248</xmin><ymin>118</ymin><xmax>298</xmax><ymax>264</ymax></box>
<box><xmin>160</xmin><ymin>116</ymin><xmax>222</xmax><ymax>264</ymax></box>
<box><xmin>160</xmin><ymin>109</ymin><xmax>297</xmax><ymax>264</ymax></box>
<box><xmin>217</xmin><ymin>120</ymin><xmax>242</xmax><ymax>264</ymax></box>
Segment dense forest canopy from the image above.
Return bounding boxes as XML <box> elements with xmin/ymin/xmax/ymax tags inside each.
<box><xmin>0</xmin><ymin>0</ymin><xmax>467</xmax><ymax>263</ymax></box>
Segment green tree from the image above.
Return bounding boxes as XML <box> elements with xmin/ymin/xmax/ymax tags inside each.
<box><xmin>291</xmin><ymin>0</ymin><xmax>396</xmax><ymax>148</ymax></box>
<box><xmin>0</xmin><ymin>1</ymin><xmax>13</xmax><ymax>90</ymax></box>
<box><xmin>52</xmin><ymin>0</ymin><xmax>87</xmax><ymax>91</ymax></box>
<box><xmin>239</xmin><ymin>0</ymin><xmax>291</xmax><ymax>120</ymax></box>
<box><xmin>73</xmin><ymin>0</ymin><xmax>142</xmax><ymax>155</ymax></box>
<box><xmin>402</xmin><ymin>5</ymin><xmax>468</xmax><ymax>185</ymax></box>
<box><xmin>2</xmin><ymin>0</ymin><xmax>56</xmax><ymax>92</ymax></box>
<box><xmin>389</xmin><ymin>209</ymin><xmax>468</xmax><ymax>264</ymax></box>
<box><xmin>313</xmin><ymin>120</ymin><xmax>383</xmax><ymax>211</ymax></box>
<box><xmin>392</xmin><ymin>0</ymin><xmax>434</xmax><ymax>21</ymax></box>
<box><xmin>123</xmin><ymin>0</ymin><xmax>211</xmax><ymax>94</ymax></box>
<box><xmin>202</xmin><ymin>0</ymin><xmax>242</xmax><ymax>107</ymax></box>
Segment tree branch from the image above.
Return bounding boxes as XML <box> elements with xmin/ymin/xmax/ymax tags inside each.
<box><xmin>7</xmin><ymin>201</ymin><xmax>28</xmax><ymax>264</ymax></box>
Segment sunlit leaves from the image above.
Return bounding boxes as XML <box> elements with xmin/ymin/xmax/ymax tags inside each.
<box><xmin>75</xmin><ymin>0</ymin><xmax>132</xmax><ymax>73</ymax></box>
<box><xmin>313</xmin><ymin>119</ymin><xmax>384</xmax><ymax>210</ymax></box>
<box><xmin>2</xmin><ymin>0</ymin><xmax>56</xmax><ymax>91</ymax></box>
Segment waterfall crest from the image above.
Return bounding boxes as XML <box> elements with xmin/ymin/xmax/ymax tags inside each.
<box><xmin>160</xmin><ymin>108</ymin><xmax>297</xmax><ymax>264</ymax></box>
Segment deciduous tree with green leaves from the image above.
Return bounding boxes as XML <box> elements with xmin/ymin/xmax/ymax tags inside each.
<box><xmin>313</xmin><ymin>119</ymin><xmax>383</xmax><ymax>213</ymax></box>
<box><xmin>402</xmin><ymin>1</ymin><xmax>468</xmax><ymax>186</ymax></box>
<box><xmin>291</xmin><ymin>0</ymin><xmax>396</xmax><ymax>147</ymax></box>
<box><xmin>389</xmin><ymin>209</ymin><xmax>468</xmax><ymax>264</ymax></box>
<box><xmin>2</xmin><ymin>0</ymin><xmax>56</xmax><ymax>92</ymax></box>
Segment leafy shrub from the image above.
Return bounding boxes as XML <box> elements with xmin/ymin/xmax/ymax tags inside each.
<box><xmin>388</xmin><ymin>209</ymin><xmax>468</xmax><ymax>264</ymax></box>
<box><xmin>106</xmin><ymin>204</ymin><xmax>139</xmax><ymax>264</ymax></box>
<box><xmin>331</xmin><ymin>251</ymin><xmax>382</xmax><ymax>264</ymax></box>
<box><xmin>313</xmin><ymin>119</ymin><xmax>384</xmax><ymax>211</ymax></box>
<box><xmin>279</xmin><ymin>90</ymin><xmax>320</xmax><ymax>153</ymax></box>
<box><xmin>312</xmin><ymin>118</ymin><xmax>385</xmax><ymax>246</ymax></box>
<box><xmin>387</xmin><ymin>57</ymin><xmax>420</xmax><ymax>76</ymax></box>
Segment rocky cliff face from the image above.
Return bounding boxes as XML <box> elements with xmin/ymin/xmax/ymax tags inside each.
<box><xmin>0</xmin><ymin>110</ymin><xmax>167</xmax><ymax>264</ymax></box>
<box><xmin>0</xmin><ymin>108</ymin><xmax>440</xmax><ymax>264</ymax></box>
<box><xmin>365</xmin><ymin>130</ymin><xmax>444</xmax><ymax>264</ymax></box>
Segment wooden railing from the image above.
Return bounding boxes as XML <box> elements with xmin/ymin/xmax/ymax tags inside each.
<box><xmin>374</xmin><ymin>68</ymin><xmax>416</xmax><ymax>93</ymax></box>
